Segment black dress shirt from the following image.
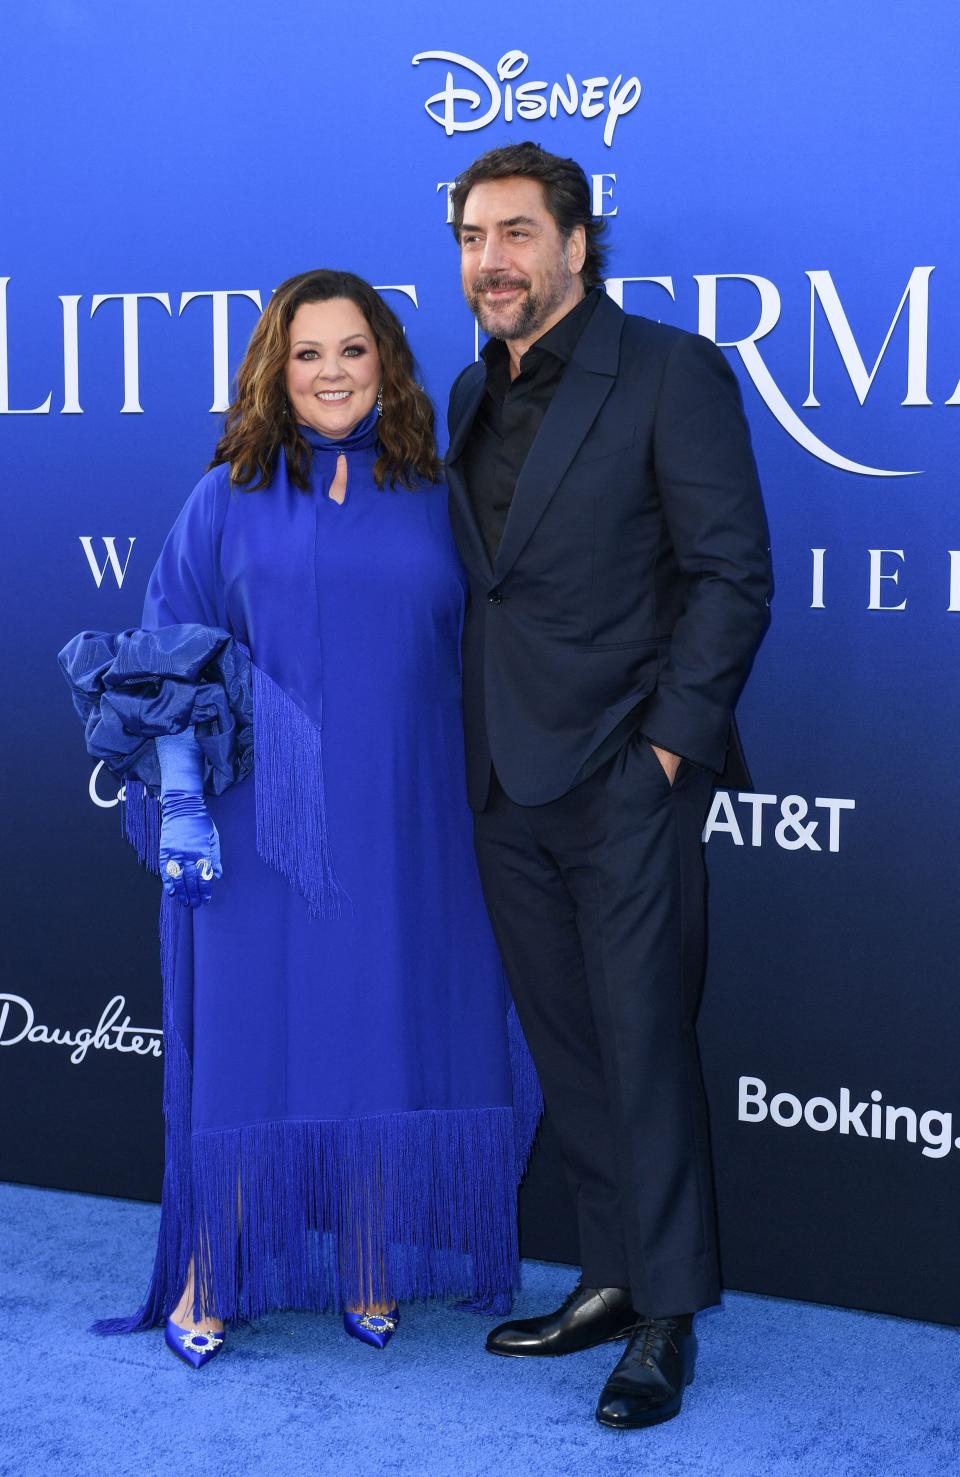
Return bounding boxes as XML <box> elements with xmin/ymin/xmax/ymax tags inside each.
<box><xmin>461</xmin><ymin>289</ymin><xmax>600</xmax><ymax>563</ymax></box>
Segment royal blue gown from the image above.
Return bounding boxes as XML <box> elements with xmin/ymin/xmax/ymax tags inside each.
<box><xmin>60</xmin><ymin>412</ymin><xmax>539</xmax><ymax>1325</ymax></box>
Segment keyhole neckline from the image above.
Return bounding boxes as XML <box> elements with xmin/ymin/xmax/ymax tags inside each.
<box><xmin>327</xmin><ymin>451</ymin><xmax>348</xmax><ymax>506</ymax></box>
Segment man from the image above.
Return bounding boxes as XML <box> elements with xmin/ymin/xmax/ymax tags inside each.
<box><xmin>445</xmin><ymin>141</ymin><xmax>771</xmax><ymax>1430</ymax></box>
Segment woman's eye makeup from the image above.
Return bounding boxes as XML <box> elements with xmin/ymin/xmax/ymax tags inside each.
<box><xmin>293</xmin><ymin>344</ymin><xmax>367</xmax><ymax>361</ymax></box>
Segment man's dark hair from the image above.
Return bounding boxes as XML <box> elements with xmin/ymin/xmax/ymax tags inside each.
<box><xmin>450</xmin><ymin>141</ymin><xmax>609</xmax><ymax>291</ymax></box>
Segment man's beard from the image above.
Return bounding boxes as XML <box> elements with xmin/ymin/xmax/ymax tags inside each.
<box><xmin>469</xmin><ymin>255</ymin><xmax>574</xmax><ymax>340</ymax></box>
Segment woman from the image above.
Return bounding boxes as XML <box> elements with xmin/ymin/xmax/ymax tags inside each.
<box><xmin>59</xmin><ymin>269</ymin><xmax>539</xmax><ymax>1367</ymax></box>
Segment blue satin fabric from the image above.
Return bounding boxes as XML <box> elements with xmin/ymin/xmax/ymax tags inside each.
<box><xmin>58</xmin><ymin>624</ymin><xmax>252</xmax><ymax>796</ymax></box>
<box><xmin>156</xmin><ymin>729</ymin><xmax>222</xmax><ymax>907</ymax></box>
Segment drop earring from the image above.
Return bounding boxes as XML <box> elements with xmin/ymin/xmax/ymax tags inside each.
<box><xmin>376</xmin><ymin>385</ymin><xmax>384</xmax><ymax>418</ymax></box>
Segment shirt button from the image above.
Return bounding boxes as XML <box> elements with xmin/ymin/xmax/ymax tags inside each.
<box><xmin>488</xmin><ymin>588</ymin><xmax>503</xmax><ymax>604</ymax></box>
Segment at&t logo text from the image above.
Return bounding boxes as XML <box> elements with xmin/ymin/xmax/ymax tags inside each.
<box><xmin>704</xmin><ymin>793</ymin><xmax>855</xmax><ymax>852</ymax></box>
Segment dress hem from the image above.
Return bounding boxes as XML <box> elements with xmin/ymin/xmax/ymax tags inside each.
<box><xmin>94</xmin><ymin>1096</ymin><xmax>525</xmax><ymax>1329</ymax></box>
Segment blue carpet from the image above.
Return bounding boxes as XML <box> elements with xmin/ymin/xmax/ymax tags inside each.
<box><xmin>1</xmin><ymin>1183</ymin><xmax>957</xmax><ymax>1477</ymax></box>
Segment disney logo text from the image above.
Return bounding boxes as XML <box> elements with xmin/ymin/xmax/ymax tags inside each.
<box><xmin>411</xmin><ymin>50</ymin><xmax>641</xmax><ymax>147</ymax></box>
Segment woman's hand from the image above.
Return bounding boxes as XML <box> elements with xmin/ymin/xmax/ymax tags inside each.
<box><xmin>156</xmin><ymin>727</ymin><xmax>222</xmax><ymax>907</ymax></box>
<box><xmin>159</xmin><ymin>792</ymin><xmax>222</xmax><ymax>906</ymax></box>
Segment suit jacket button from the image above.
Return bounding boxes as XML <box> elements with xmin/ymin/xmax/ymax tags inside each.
<box><xmin>488</xmin><ymin>588</ymin><xmax>502</xmax><ymax>604</ymax></box>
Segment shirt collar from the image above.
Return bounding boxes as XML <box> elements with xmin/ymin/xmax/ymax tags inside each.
<box><xmin>480</xmin><ymin>287</ymin><xmax>602</xmax><ymax>383</ymax></box>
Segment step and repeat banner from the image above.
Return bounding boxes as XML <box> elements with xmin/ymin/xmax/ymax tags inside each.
<box><xmin>2</xmin><ymin>2</ymin><xmax>958</xmax><ymax>1324</ymax></box>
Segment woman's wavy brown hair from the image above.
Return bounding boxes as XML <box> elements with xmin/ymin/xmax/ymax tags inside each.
<box><xmin>211</xmin><ymin>269</ymin><xmax>441</xmax><ymax>491</ymax></box>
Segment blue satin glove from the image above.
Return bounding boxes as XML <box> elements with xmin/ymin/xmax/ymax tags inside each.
<box><xmin>157</xmin><ymin>728</ymin><xmax>222</xmax><ymax>907</ymax></box>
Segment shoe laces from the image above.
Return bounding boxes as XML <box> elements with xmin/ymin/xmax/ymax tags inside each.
<box><xmin>634</xmin><ymin>1317</ymin><xmax>679</xmax><ymax>1367</ymax></box>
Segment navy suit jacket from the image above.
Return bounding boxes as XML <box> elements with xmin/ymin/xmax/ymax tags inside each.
<box><xmin>446</xmin><ymin>291</ymin><xmax>772</xmax><ymax>810</ymax></box>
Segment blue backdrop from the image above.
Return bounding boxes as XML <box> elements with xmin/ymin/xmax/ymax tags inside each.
<box><xmin>2</xmin><ymin>0</ymin><xmax>958</xmax><ymax>1323</ymax></box>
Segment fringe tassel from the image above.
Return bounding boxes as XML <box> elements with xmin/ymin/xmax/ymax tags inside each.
<box><xmin>186</xmin><ymin>1106</ymin><xmax>520</xmax><ymax>1322</ymax></box>
<box><xmin>252</xmin><ymin>665</ymin><xmax>351</xmax><ymax>920</ymax></box>
<box><xmin>122</xmin><ymin>778</ymin><xmax>161</xmax><ymax>875</ymax></box>
<box><xmin>92</xmin><ymin>894</ymin><xmax>192</xmax><ymax>1334</ymax></box>
<box><xmin>95</xmin><ymin>1104</ymin><xmax>522</xmax><ymax>1330</ymax></box>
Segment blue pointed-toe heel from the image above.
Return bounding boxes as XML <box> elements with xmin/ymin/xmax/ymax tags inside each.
<box><xmin>343</xmin><ymin>1306</ymin><xmax>400</xmax><ymax>1349</ymax></box>
<box><xmin>164</xmin><ymin>1317</ymin><xmax>226</xmax><ymax>1368</ymax></box>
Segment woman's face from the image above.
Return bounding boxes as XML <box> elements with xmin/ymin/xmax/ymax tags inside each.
<box><xmin>285</xmin><ymin>297</ymin><xmax>381</xmax><ymax>439</ymax></box>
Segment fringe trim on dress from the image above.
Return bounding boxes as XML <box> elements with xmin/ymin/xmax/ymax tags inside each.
<box><xmin>252</xmin><ymin>665</ymin><xmax>351</xmax><ymax>920</ymax></box>
<box><xmin>122</xmin><ymin>779</ymin><xmax>161</xmax><ymax>875</ymax></box>
<box><xmin>192</xmin><ymin>1107</ymin><xmax>521</xmax><ymax>1321</ymax></box>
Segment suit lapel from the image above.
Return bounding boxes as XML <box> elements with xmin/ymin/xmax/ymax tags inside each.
<box><xmin>446</xmin><ymin>364</ymin><xmax>487</xmax><ymax>466</ymax></box>
<box><xmin>493</xmin><ymin>293</ymin><xmax>624</xmax><ymax>583</ymax></box>
<box><xmin>445</xmin><ymin>364</ymin><xmax>494</xmax><ymax>582</ymax></box>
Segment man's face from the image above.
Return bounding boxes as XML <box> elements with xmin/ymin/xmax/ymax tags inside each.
<box><xmin>459</xmin><ymin>176</ymin><xmax>585</xmax><ymax>342</ymax></box>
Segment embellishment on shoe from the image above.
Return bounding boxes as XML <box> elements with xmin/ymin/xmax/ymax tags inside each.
<box><xmin>179</xmin><ymin>1328</ymin><xmax>224</xmax><ymax>1352</ymax></box>
<box><xmin>357</xmin><ymin>1314</ymin><xmax>397</xmax><ymax>1334</ymax></box>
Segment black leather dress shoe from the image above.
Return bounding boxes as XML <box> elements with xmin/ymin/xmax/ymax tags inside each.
<box><xmin>595</xmin><ymin>1317</ymin><xmax>696</xmax><ymax>1429</ymax></box>
<box><xmin>486</xmin><ymin>1282</ymin><xmax>636</xmax><ymax>1358</ymax></box>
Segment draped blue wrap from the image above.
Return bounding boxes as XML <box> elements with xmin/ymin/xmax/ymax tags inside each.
<box><xmin>57</xmin><ymin>624</ymin><xmax>253</xmax><ymax>797</ymax></box>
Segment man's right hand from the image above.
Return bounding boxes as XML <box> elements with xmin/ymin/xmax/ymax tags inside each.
<box><xmin>649</xmin><ymin>743</ymin><xmax>682</xmax><ymax>787</ymax></box>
